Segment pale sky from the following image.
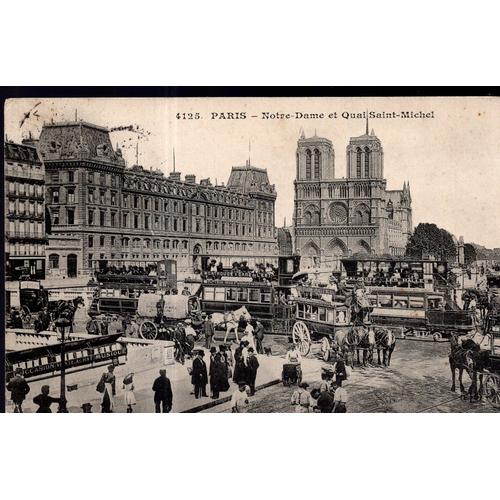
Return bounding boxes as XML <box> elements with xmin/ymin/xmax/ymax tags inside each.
<box><xmin>5</xmin><ymin>96</ymin><xmax>500</xmax><ymax>248</ymax></box>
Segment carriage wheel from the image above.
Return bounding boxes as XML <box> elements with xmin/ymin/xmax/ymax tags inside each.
<box><xmin>139</xmin><ymin>320</ymin><xmax>158</xmax><ymax>340</ymax></box>
<box><xmin>21</xmin><ymin>305</ymin><xmax>31</xmax><ymax>317</ymax></box>
<box><xmin>432</xmin><ymin>331</ymin><xmax>442</xmax><ymax>342</ymax></box>
<box><xmin>484</xmin><ymin>373</ymin><xmax>500</xmax><ymax>408</ymax></box>
<box><xmin>321</xmin><ymin>337</ymin><xmax>331</xmax><ymax>362</ymax></box>
<box><xmin>292</xmin><ymin>321</ymin><xmax>311</xmax><ymax>356</ymax></box>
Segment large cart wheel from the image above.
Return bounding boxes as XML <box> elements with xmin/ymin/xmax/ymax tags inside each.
<box><xmin>292</xmin><ymin>321</ymin><xmax>311</xmax><ymax>356</ymax></box>
<box><xmin>321</xmin><ymin>337</ymin><xmax>331</xmax><ymax>362</ymax></box>
<box><xmin>484</xmin><ymin>373</ymin><xmax>500</xmax><ymax>408</ymax></box>
<box><xmin>139</xmin><ymin>320</ymin><xmax>158</xmax><ymax>340</ymax></box>
<box><xmin>432</xmin><ymin>331</ymin><xmax>443</xmax><ymax>342</ymax></box>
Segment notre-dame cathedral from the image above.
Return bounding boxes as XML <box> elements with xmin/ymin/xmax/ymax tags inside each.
<box><xmin>293</xmin><ymin>123</ymin><xmax>412</xmax><ymax>269</ymax></box>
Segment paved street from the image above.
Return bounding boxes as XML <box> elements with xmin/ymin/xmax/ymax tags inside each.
<box><xmin>206</xmin><ymin>337</ymin><xmax>499</xmax><ymax>413</ymax></box>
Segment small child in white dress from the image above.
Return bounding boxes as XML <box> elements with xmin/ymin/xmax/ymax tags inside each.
<box><xmin>123</xmin><ymin>373</ymin><xmax>137</xmax><ymax>413</ymax></box>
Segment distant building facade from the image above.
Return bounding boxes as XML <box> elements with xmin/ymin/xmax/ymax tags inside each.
<box><xmin>293</xmin><ymin>126</ymin><xmax>412</xmax><ymax>269</ymax></box>
<box><xmin>4</xmin><ymin>141</ymin><xmax>47</xmax><ymax>280</ymax></box>
<box><xmin>37</xmin><ymin>121</ymin><xmax>278</xmax><ymax>276</ymax></box>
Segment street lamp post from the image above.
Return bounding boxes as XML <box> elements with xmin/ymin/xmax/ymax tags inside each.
<box><xmin>55</xmin><ymin>317</ymin><xmax>71</xmax><ymax>413</ymax></box>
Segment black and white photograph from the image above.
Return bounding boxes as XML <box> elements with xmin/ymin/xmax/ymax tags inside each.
<box><xmin>3</xmin><ymin>96</ymin><xmax>500</xmax><ymax>414</ymax></box>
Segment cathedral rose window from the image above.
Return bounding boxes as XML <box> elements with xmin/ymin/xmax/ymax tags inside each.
<box><xmin>329</xmin><ymin>202</ymin><xmax>348</xmax><ymax>224</ymax></box>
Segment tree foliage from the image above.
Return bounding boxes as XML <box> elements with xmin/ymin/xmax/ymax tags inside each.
<box><xmin>405</xmin><ymin>223</ymin><xmax>457</xmax><ymax>262</ymax></box>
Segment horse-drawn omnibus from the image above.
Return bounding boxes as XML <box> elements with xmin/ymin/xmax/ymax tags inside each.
<box><xmin>199</xmin><ymin>255</ymin><xmax>300</xmax><ymax>335</ymax></box>
<box><xmin>88</xmin><ymin>258</ymin><xmax>178</xmax><ymax>317</ymax></box>
<box><xmin>367</xmin><ymin>287</ymin><xmax>474</xmax><ymax>340</ymax></box>
<box><xmin>340</xmin><ymin>257</ymin><xmax>450</xmax><ymax>291</ymax></box>
<box><xmin>6</xmin><ymin>280</ymin><xmax>49</xmax><ymax>328</ymax></box>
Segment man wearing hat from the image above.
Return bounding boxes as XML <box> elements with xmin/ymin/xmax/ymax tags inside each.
<box><xmin>6</xmin><ymin>368</ymin><xmax>30</xmax><ymax>413</ymax></box>
<box><xmin>203</xmin><ymin>313</ymin><xmax>215</xmax><ymax>349</ymax></box>
<box><xmin>152</xmin><ymin>369</ymin><xmax>173</xmax><ymax>413</ymax></box>
<box><xmin>191</xmin><ymin>350</ymin><xmax>208</xmax><ymax>399</ymax></box>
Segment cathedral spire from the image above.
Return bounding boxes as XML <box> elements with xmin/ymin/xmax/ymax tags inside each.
<box><xmin>365</xmin><ymin>111</ymin><xmax>369</xmax><ymax>135</ymax></box>
<box><xmin>299</xmin><ymin>127</ymin><xmax>305</xmax><ymax>139</ymax></box>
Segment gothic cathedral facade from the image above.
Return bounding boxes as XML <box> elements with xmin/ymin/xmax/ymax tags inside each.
<box><xmin>293</xmin><ymin>125</ymin><xmax>412</xmax><ymax>269</ymax></box>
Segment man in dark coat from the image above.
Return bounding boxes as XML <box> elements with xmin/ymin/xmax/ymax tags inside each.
<box><xmin>7</xmin><ymin>368</ymin><xmax>30</xmax><ymax>413</ymax></box>
<box><xmin>152</xmin><ymin>369</ymin><xmax>173</xmax><ymax>413</ymax></box>
<box><xmin>191</xmin><ymin>350</ymin><xmax>208</xmax><ymax>398</ymax></box>
<box><xmin>33</xmin><ymin>385</ymin><xmax>62</xmax><ymax>413</ymax></box>
<box><xmin>204</xmin><ymin>314</ymin><xmax>215</xmax><ymax>348</ymax></box>
<box><xmin>254</xmin><ymin>320</ymin><xmax>265</xmax><ymax>354</ymax></box>
<box><xmin>233</xmin><ymin>341</ymin><xmax>248</xmax><ymax>385</ymax></box>
<box><xmin>210</xmin><ymin>352</ymin><xmax>229</xmax><ymax>399</ymax></box>
<box><xmin>246</xmin><ymin>348</ymin><xmax>260</xmax><ymax>396</ymax></box>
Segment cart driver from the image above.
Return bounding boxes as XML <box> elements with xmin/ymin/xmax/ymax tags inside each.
<box><xmin>285</xmin><ymin>344</ymin><xmax>303</xmax><ymax>383</ymax></box>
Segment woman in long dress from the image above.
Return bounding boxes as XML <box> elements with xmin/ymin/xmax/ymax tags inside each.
<box><xmin>99</xmin><ymin>365</ymin><xmax>116</xmax><ymax>413</ymax></box>
<box><xmin>123</xmin><ymin>373</ymin><xmax>137</xmax><ymax>413</ymax></box>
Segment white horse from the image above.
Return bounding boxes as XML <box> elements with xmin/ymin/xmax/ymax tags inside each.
<box><xmin>212</xmin><ymin>306</ymin><xmax>252</xmax><ymax>342</ymax></box>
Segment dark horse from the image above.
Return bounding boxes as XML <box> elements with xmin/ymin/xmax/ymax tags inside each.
<box><xmin>449</xmin><ymin>333</ymin><xmax>490</xmax><ymax>402</ymax></box>
<box><xmin>48</xmin><ymin>296</ymin><xmax>85</xmax><ymax>333</ymax></box>
<box><xmin>345</xmin><ymin>324</ymin><xmax>375</xmax><ymax>367</ymax></box>
<box><xmin>374</xmin><ymin>328</ymin><xmax>396</xmax><ymax>366</ymax></box>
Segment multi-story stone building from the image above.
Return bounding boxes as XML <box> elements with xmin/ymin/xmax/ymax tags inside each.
<box><xmin>37</xmin><ymin>120</ymin><xmax>278</xmax><ymax>277</ymax></box>
<box><xmin>293</xmin><ymin>125</ymin><xmax>412</xmax><ymax>269</ymax></box>
<box><xmin>4</xmin><ymin>141</ymin><xmax>47</xmax><ymax>280</ymax></box>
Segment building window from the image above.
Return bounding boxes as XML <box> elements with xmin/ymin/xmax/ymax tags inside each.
<box><xmin>100</xmin><ymin>235</ymin><xmax>105</xmax><ymax>246</ymax></box>
<box><xmin>52</xmin><ymin>189</ymin><xmax>60</xmax><ymax>203</ymax></box>
<box><xmin>67</xmin><ymin>208</ymin><xmax>75</xmax><ymax>225</ymax></box>
<box><xmin>88</xmin><ymin>188</ymin><xmax>94</xmax><ymax>203</ymax></box>
<box><xmin>68</xmin><ymin>171</ymin><xmax>74</xmax><ymax>183</ymax></box>
<box><xmin>123</xmin><ymin>194</ymin><xmax>128</xmax><ymax>207</ymax></box>
<box><xmin>100</xmin><ymin>190</ymin><xmax>106</xmax><ymax>204</ymax></box>
<box><xmin>52</xmin><ymin>209</ymin><xmax>60</xmax><ymax>225</ymax></box>
<box><xmin>100</xmin><ymin>210</ymin><xmax>105</xmax><ymax>226</ymax></box>
<box><xmin>134</xmin><ymin>214</ymin><xmax>139</xmax><ymax>229</ymax></box>
<box><xmin>111</xmin><ymin>192</ymin><xmax>116</xmax><ymax>206</ymax></box>
<box><xmin>314</xmin><ymin>149</ymin><xmax>321</xmax><ymax>179</ymax></box>
<box><xmin>88</xmin><ymin>172</ymin><xmax>94</xmax><ymax>183</ymax></box>
<box><xmin>144</xmin><ymin>198</ymin><xmax>150</xmax><ymax>210</ymax></box>
<box><xmin>356</xmin><ymin>148</ymin><xmax>362</xmax><ymax>177</ymax></box>
<box><xmin>49</xmin><ymin>254</ymin><xmax>59</xmax><ymax>269</ymax></box>
<box><xmin>123</xmin><ymin>213</ymin><xmax>128</xmax><ymax>227</ymax></box>
<box><xmin>154</xmin><ymin>199</ymin><xmax>159</xmax><ymax>211</ymax></box>
<box><xmin>182</xmin><ymin>219</ymin><xmax>187</xmax><ymax>232</ymax></box>
<box><xmin>88</xmin><ymin>236</ymin><xmax>94</xmax><ymax>248</ymax></box>
<box><xmin>51</xmin><ymin>172</ymin><xmax>59</xmax><ymax>182</ymax></box>
<box><xmin>111</xmin><ymin>236</ymin><xmax>115</xmax><ymax>246</ymax></box>
<box><xmin>111</xmin><ymin>212</ymin><xmax>116</xmax><ymax>227</ymax></box>
<box><xmin>67</xmin><ymin>188</ymin><xmax>75</xmax><ymax>204</ymax></box>
<box><xmin>145</xmin><ymin>215</ymin><xmax>150</xmax><ymax>230</ymax></box>
<box><xmin>88</xmin><ymin>210</ymin><xmax>94</xmax><ymax>225</ymax></box>
<box><xmin>173</xmin><ymin>219</ymin><xmax>178</xmax><ymax>231</ymax></box>
<box><xmin>305</xmin><ymin>149</ymin><xmax>312</xmax><ymax>179</ymax></box>
<box><xmin>134</xmin><ymin>196</ymin><xmax>139</xmax><ymax>209</ymax></box>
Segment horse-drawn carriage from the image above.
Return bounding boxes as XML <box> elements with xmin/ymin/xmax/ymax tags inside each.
<box><xmin>6</xmin><ymin>280</ymin><xmax>49</xmax><ymax>329</ymax></box>
<box><xmin>133</xmin><ymin>292</ymin><xmax>202</xmax><ymax>340</ymax></box>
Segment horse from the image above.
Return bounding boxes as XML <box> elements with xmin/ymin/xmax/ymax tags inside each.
<box><xmin>449</xmin><ymin>333</ymin><xmax>490</xmax><ymax>402</ymax></box>
<box><xmin>211</xmin><ymin>306</ymin><xmax>252</xmax><ymax>342</ymax></box>
<box><xmin>374</xmin><ymin>327</ymin><xmax>396</xmax><ymax>366</ymax></box>
<box><xmin>332</xmin><ymin>325</ymin><xmax>375</xmax><ymax>367</ymax></box>
<box><xmin>47</xmin><ymin>296</ymin><xmax>85</xmax><ymax>333</ymax></box>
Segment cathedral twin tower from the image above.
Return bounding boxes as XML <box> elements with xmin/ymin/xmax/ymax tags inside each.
<box><xmin>293</xmin><ymin>124</ymin><xmax>412</xmax><ymax>269</ymax></box>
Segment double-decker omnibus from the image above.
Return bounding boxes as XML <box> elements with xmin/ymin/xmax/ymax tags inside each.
<box><xmin>89</xmin><ymin>258</ymin><xmax>177</xmax><ymax>317</ymax></box>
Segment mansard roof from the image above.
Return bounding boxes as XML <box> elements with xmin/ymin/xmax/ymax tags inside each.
<box><xmin>226</xmin><ymin>162</ymin><xmax>276</xmax><ymax>197</ymax></box>
<box><xmin>4</xmin><ymin>141</ymin><xmax>41</xmax><ymax>164</ymax></box>
<box><xmin>38</xmin><ymin>121</ymin><xmax>126</xmax><ymax>167</ymax></box>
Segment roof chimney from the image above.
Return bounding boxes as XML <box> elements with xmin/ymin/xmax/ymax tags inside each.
<box><xmin>185</xmin><ymin>174</ymin><xmax>196</xmax><ymax>184</ymax></box>
<box><xmin>169</xmin><ymin>171</ymin><xmax>181</xmax><ymax>181</ymax></box>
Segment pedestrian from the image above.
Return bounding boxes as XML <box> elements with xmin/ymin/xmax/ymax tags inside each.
<box><xmin>285</xmin><ymin>344</ymin><xmax>303</xmax><ymax>384</ymax></box>
<box><xmin>246</xmin><ymin>348</ymin><xmax>260</xmax><ymax>396</ymax></box>
<box><xmin>334</xmin><ymin>354</ymin><xmax>348</xmax><ymax>387</ymax></box>
<box><xmin>219</xmin><ymin>344</ymin><xmax>233</xmax><ymax>380</ymax></box>
<box><xmin>204</xmin><ymin>314</ymin><xmax>215</xmax><ymax>349</ymax></box>
<box><xmin>316</xmin><ymin>389</ymin><xmax>335</xmax><ymax>413</ymax></box>
<box><xmin>291</xmin><ymin>382</ymin><xmax>313</xmax><ymax>413</ymax></box>
<box><xmin>233</xmin><ymin>341</ymin><xmax>248</xmax><ymax>385</ymax></box>
<box><xmin>6</xmin><ymin>368</ymin><xmax>30</xmax><ymax>413</ymax></box>
<box><xmin>209</xmin><ymin>346</ymin><xmax>218</xmax><ymax>364</ymax></box>
<box><xmin>210</xmin><ymin>352</ymin><xmax>229</xmax><ymax>399</ymax></box>
<box><xmin>152</xmin><ymin>369</ymin><xmax>173</xmax><ymax>413</ymax></box>
<box><xmin>123</xmin><ymin>373</ymin><xmax>136</xmax><ymax>413</ymax></box>
<box><xmin>332</xmin><ymin>381</ymin><xmax>348</xmax><ymax>413</ymax></box>
<box><xmin>97</xmin><ymin>364</ymin><xmax>116</xmax><ymax>413</ymax></box>
<box><xmin>254</xmin><ymin>320</ymin><xmax>265</xmax><ymax>354</ymax></box>
<box><xmin>231</xmin><ymin>383</ymin><xmax>249</xmax><ymax>413</ymax></box>
<box><xmin>184</xmin><ymin>319</ymin><xmax>197</xmax><ymax>352</ymax></box>
<box><xmin>191</xmin><ymin>350</ymin><xmax>208</xmax><ymax>398</ymax></box>
<box><xmin>33</xmin><ymin>385</ymin><xmax>61</xmax><ymax>413</ymax></box>
<box><xmin>10</xmin><ymin>310</ymin><xmax>24</xmax><ymax>329</ymax></box>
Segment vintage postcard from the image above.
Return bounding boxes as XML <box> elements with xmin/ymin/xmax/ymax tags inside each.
<box><xmin>3</xmin><ymin>96</ymin><xmax>500</xmax><ymax>413</ymax></box>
